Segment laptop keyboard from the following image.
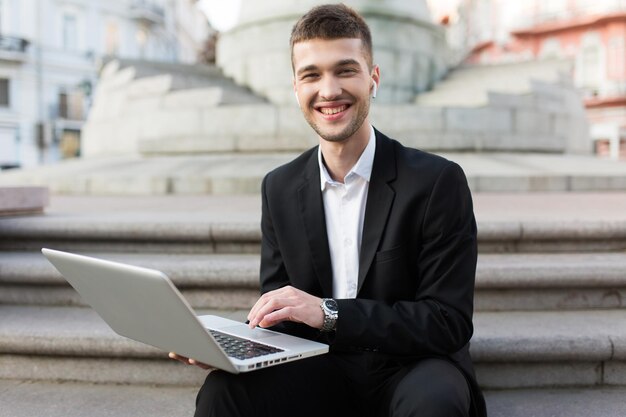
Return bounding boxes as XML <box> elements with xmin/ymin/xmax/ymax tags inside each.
<box><xmin>209</xmin><ymin>329</ymin><xmax>284</xmax><ymax>360</ymax></box>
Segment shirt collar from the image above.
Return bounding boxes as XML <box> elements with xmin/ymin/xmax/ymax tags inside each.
<box><xmin>319</xmin><ymin>125</ymin><xmax>376</xmax><ymax>191</ymax></box>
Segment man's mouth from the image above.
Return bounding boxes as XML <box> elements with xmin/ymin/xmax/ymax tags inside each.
<box><xmin>319</xmin><ymin>104</ymin><xmax>349</xmax><ymax>115</ymax></box>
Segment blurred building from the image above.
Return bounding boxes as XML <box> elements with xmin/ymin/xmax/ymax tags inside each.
<box><xmin>433</xmin><ymin>0</ymin><xmax>626</xmax><ymax>159</ymax></box>
<box><xmin>0</xmin><ymin>0</ymin><xmax>210</xmax><ymax>170</ymax></box>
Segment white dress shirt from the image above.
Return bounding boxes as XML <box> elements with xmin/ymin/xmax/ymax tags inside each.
<box><xmin>318</xmin><ymin>125</ymin><xmax>376</xmax><ymax>299</ymax></box>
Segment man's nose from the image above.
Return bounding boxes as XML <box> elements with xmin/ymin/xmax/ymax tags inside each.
<box><xmin>318</xmin><ymin>76</ymin><xmax>342</xmax><ymax>100</ymax></box>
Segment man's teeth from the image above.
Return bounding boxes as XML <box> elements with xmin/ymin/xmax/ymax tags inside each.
<box><xmin>320</xmin><ymin>105</ymin><xmax>347</xmax><ymax>115</ymax></box>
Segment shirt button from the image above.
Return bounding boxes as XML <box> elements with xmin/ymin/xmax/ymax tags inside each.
<box><xmin>344</xmin><ymin>238</ymin><xmax>352</xmax><ymax>246</ymax></box>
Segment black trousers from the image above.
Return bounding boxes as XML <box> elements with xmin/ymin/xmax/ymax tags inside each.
<box><xmin>194</xmin><ymin>352</ymin><xmax>471</xmax><ymax>417</ymax></box>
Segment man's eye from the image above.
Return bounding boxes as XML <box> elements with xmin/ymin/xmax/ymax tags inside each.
<box><xmin>301</xmin><ymin>73</ymin><xmax>318</xmax><ymax>80</ymax></box>
<box><xmin>339</xmin><ymin>68</ymin><xmax>357</xmax><ymax>75</ymax></box>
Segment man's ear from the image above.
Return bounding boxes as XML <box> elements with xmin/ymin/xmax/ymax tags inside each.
<box><xmin>371</xmin><ymin>65</ymin><xmax>380</xmax><ymax>98</ymax></box>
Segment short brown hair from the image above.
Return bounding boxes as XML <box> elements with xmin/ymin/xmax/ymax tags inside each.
<box><xmin>290</xmin><ymin>3</ymin><xmax>373</xmax><ymax>70</ymax></box>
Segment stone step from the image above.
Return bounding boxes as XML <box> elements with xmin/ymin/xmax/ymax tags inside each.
<box><xmin>2</xmin><ymin>251</ymin><xmax>626</xmax><ymax>311</ymax></box>
<box><xmin>2</xmin><ymin>213</ymin><xmax>626</xmax><ymax>253</ymax></box>
<box><xmin>473</xmin><ymin>309</ymin><xmax>626</xmax><ymax>390</ymax></box>
<box><xmin>0</xmin><ymin>215</ymin><xmax>262</xmax><ymax>254</ymax></box>
<box><xmin>415</xmin><ymin>59</ymin><xmax>571</xmax><ymax>107</ymax></box>
<box><xmin>1</xmin><ymin>306</ymin><xmax>625</xmax><ymax>390</ymax></box>
<box><xmin>3</xmin><ymin>152</ymin><xmax>626</xmax><ymax>194</ymax></box>
<box><xmin>0</xmin><ymin>305</ymin><xmax>244</xmax><ymax>386</ymax></box>
<box><xmin>484</xmin><ymin>387</ymin><xmax>626</xmax><ymax>417</ymax></box>
<box><xmin>0</xmin><ymin>379</ymin><xmax>197</xmax><ymax>417</ymax></box>
<box><xmin>474</xmin><ymin>252</ymin><xmax>626</xmax><ymax>311</ymax></box>
<box><xmin>0</xmin><ymin>252</ymin><xmax>260</xmax><ymax>309</ymax></box>
<box><xmin>111</xmin><ymin>58</ymin><xmax>268</xmax><ymax>103</ymax></box>
<box><xmin>1</xmin><ymin>380</ymin><xmax>625</xmax><ymax>417</ymax></box>
<box><xmin>2</xmin><ymin>380</ymin><xmax>625</xmax><ymax>417</ymax></box>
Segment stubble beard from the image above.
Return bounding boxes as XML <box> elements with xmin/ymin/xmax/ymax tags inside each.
<box><xmin>303</xmin><ymin>97</ymin><xmax>370</xmax><ymax>143</ymax></box>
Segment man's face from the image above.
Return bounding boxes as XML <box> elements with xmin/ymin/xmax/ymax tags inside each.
<box><xmin>292</xmin><ymin>38</ymin><xmax>379</xmax><ymax>143</ymax></box>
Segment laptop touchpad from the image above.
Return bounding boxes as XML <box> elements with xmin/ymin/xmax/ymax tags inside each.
<box><xmin>221</xmin><ymin>325</ymin><xmax>281</xmax><ymax>340</ymax></box>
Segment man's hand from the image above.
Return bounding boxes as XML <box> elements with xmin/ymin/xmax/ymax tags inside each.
<box><xmin>247</xmin><ymin>286</ymin><xmax>324</xmax><ymax>330</ymax></box>
<box><xmin>168</xmin><ymin>352</ymin><xmax>214</xmax><ymax>371</ymax></box>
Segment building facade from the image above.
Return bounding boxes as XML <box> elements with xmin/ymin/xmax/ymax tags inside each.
<box><xmin>0</xmin><ymin>0</ymin><xmax>209</xmax><ymax>169</ymax></box>
<box><xmin>436</xmin><ymin>0</ymin><xmax>626</xmax><ymax>159</ymax></box>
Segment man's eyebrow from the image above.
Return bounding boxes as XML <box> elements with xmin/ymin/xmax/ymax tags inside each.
<box><xmin>336</xmin><ymin>59</ymin><xmax>360</xmax><ymax>67</ymax></box>
<box><xmin>296</xmin><ymin>59</ymin><xmax>361</xmax><ymax>76</ymax></box>
<box><xmin>296</xmin><ymin>64</ymin><xmax>319</xmax><ymax>76</ymax></box>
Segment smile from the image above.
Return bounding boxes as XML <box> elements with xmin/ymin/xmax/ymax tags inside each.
<box><xmin>319</xmin><ymin>105</ymin><xmax>348</xmax><ymax>115</ymax></box>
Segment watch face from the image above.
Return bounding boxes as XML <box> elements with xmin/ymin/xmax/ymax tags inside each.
<box><xmin>324</xmin><ymin>299</ymin><xmax>338</xmax><ymax>312</ymax></box>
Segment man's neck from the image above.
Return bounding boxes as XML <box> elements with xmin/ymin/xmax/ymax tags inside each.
<box><xmin>319</xmin><ymin>123</ymin><xmax>371</xmax><ymax>183</ymax></box>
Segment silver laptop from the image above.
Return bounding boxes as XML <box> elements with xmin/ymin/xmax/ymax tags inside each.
<box><xmin>41</xmin><ymin>248</ymin><xmax>328</xmax><ymax>374</ymax></box>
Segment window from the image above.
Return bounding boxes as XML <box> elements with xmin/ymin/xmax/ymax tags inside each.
<box><xmin>0</xmin><ymin>78</ymin><xmax>9</xmax><ymax>107</ymax></box>
<box><xmin>58</xmin><ymin>89</ymin><xmax>85</xmax><ymax>120</ymax></box>
<box><xmin>579</xmin><ymin>32</ymin><xmax>603</xmax><ymax>90</ymax></box>
<box><xmin>608</xmin><ymin>36</ymin><xmax>625</xmax><ymax>80</ymax></box>
<box><xmin>581</xmin><ymin>45</ymin><xmax>600</xmax><ymax>89</ymax></box>
<box><xmin>63</xmin><ymin>13</ymin><xmax>78</xmax><ymax>50</ymax></box>
<box><xmin>58</xmin><ymin>92</ymin><xmax>68</xmax><ymax>118</ymax></box>
<box><xmin>105</xmin><ymin>21</ymin><xmax>120</xmax><ymax>55</ymax></box>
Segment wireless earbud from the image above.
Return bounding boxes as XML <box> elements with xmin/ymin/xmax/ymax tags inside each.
<box><xmin>295</xmin><ymin>92</ymin><xmax>301</xmax><ymax>107</ymax></box>
<box><xmin>371</xmin><ymin>82</ymin><xmax>377</xmax><ymax>98</ymax></box>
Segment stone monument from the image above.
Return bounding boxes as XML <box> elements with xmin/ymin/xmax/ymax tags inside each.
<box><xmin>217</xmin><ymin>0</ymin><xmax>448</xmax><ymax>104</ymax></box>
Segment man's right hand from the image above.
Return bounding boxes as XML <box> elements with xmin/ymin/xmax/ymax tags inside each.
<box><xmin>168</xmin><ymin>352</ymin><xmax>214</xmax><ymax>371</ymax></box>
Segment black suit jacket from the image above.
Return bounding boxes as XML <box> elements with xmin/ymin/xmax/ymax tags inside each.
<box><xmin>260</xmin><ymin>129</ymin><xmax>486</xmax><ymax>417</ymax></box>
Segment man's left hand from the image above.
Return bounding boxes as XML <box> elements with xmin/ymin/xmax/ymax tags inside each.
<box><xmin>247</xmin><ymin>286</ymin><xmax>324</xmax><ymax>330</ymax></box>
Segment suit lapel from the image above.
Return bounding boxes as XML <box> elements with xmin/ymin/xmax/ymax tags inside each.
<box><xmin>297</xmin><ymin>149</ymin><xmax>334</xmax><ymax>297</ymax></box>
<box><xmin>358</xmin><ymin>130</ymin><xmax>397</xmax><ymax>292</ymax></box>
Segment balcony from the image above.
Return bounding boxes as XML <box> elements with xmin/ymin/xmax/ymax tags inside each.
<box><xmin>0</xmin><ymin>35</ymin><xmax>30</xmax><ymax>63</ymax></box>
<box><xmin>129</xmin><ymin>0</ymin><xmax>165</xmax><ymax>26</ymax></box>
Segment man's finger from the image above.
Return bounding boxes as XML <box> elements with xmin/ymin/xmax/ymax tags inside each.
<box><xmin>247</xmin><ymin>286</ymin><xmax>290</xmax><ymax>322</ymax></box>
<box><xmin>169</xmin><ymin>352</ymin><xmax>214</xmax><ymax>370</ymax></box>
<box><xmin>169</xmin><ymin>352</ymin><xmax>190</xmax><ymax>364</ymax></box>
<box><xmin>189</xmin><ymin>358</ymin><xmax>213</xmax><ymax>370</ymax></box>
<box><xmin>248</xmin><ymin>296</ymin><xmax>296</xmax><ymax>328</ymax></box>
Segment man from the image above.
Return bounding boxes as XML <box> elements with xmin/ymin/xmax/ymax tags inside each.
<box><xmin>174</xmin><ymin>4</ymin><xmax>486</xmax><ymax>417</ymax></box>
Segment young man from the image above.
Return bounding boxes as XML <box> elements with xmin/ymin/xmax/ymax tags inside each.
<box><xmin>175</xmin><ymin>4</ymin><xmax>486</xmax><ymax>417</ymax></box>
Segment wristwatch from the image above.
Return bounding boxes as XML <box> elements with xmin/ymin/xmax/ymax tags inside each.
<box><xmin>320</xmin><ymin>298</ymin><xmax>338</xmax><ymax>332</ymax></box>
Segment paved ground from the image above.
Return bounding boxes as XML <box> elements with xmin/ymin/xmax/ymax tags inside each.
<box><xmin>39</xmin><ymin>192</ymin><xmax>626</xmax><ymax>223</ymax></box>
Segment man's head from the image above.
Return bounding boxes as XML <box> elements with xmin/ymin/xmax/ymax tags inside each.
<box><xmin>290</xmin><ymin>4</ymin><xmax>379</xmax><ymax>144</ymax></box>
<box><xmin>290</xmin><ymin>3</ymin><xmax>373</xmax><ymax>71</ymax></box>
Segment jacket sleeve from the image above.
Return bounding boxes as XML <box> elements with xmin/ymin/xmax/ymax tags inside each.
<box><xmin>332</xmin><ymin>162</ymin><xmax>477</xmax><ymax>356</ymax></box>
<box><xmin>259</xmin><ymin>174</ymin><xmax>289</xmax><ymax>293</ymax></box>
<box><xmin>258</xmin><ymin>174</ymin><xmax>318</xmax><ymax>339</ymax></box>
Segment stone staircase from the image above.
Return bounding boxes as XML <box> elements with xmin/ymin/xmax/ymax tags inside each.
<box><xmin>415</xmin><ymin>58</ymin><xmax>573</xmax><ymax>107</ymax></box>
<box><xmin>1</xmin><ymin>194</ymin><xmax>626</xmax><ymax>416</ymax></box>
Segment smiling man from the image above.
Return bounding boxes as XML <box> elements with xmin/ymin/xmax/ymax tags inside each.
<box><xmin>187</xmin><ymin>4</ymin><xmax>487</xmax><ymax>417</ymax></box>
